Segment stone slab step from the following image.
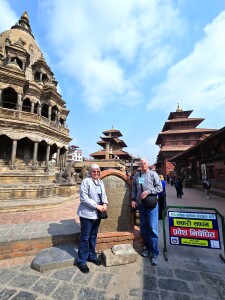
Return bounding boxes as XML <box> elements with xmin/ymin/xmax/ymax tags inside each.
<box><xmin>102</xmin><ymin>244</ymin><xmax>138</xmax><ymax>267</ymax></box>
<box><xmin>0</xmin><ymin>183</ymin><xmax>57</xmax><ymax>188</ymax></box>
<box><xmin>31</xmin><ymin>244</ymin><xmax>78</xmax><ymax>272</ymax></box>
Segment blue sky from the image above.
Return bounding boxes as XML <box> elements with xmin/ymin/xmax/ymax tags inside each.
<box><xmin>1</xmin><ymin>0</ymin><xmax>225</xmax><ymax>164</ymax></box>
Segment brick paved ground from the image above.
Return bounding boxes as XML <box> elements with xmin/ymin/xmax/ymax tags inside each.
<box><xmin>0</xmin><ymin>200</ymin><xmax>80</xmax><ymax>225</ymax></box>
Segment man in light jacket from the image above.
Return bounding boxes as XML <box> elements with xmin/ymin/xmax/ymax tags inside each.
<box><xmin>131</xmin><ymin>158</ymin><xmax>162</xmax><ymax>266</ymax></box>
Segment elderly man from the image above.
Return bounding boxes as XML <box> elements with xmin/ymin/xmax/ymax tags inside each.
<box><xmin>131</xmin><ymin>158</ymin><xmax>162</xmax><ymax>266</ymax></box>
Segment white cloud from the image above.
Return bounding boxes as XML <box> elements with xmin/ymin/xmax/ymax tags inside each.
<box><xmin>39</xmin><ymin>0</ymin><xmax>185</xmax><ymax>111</ymax></box>
<box><xmin>0</xmin><ymin>0</ymin><xmax>17</xmax><ymax>32</ymax></box>
<box><xmin>148</xmin><ymin>11</ymin><xmax>225</xmax><ymax>116</ymax></box>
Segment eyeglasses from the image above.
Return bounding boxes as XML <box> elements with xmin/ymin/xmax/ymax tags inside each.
<box><xmin>92</xmin><ymin>171</ymin><xmax>100</xmax><ymax>174</ymax></box>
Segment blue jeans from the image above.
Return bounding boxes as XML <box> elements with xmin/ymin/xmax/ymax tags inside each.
<box><xmin>77</xmin><ymin>217</ymin><xmax>101</xmax><ymax>266</ymax></box>
<box><xmin>138</xmin><ymin>203</ymin><xmax>159</xmax><ymax>257</ymax></box>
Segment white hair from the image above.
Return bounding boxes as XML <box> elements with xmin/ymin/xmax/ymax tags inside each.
<box><xmin>90</xmin><ymin>164</ymin><xmax>100</xmax><ymax>171</ymax></box>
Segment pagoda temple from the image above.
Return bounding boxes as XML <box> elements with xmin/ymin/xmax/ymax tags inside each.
<box><xmin>90</xmin><ymin>127</ymin><xmax>131</xmax><ymax>161</ymax></box>
<box><xmin>155</xmin><ymin>104</ymin><xmax>217</xmax><ymax>177</ymax></box>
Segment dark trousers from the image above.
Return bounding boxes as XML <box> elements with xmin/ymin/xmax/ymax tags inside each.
<box><xmin>77</xmin><ymin>217</ymin><xmax>101</xmax><ymax>266</ymax></box>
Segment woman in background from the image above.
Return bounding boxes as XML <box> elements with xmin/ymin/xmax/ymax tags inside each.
<box><xmin>158</xmin><ymin>175</ymin><xmax>166</xmax><ymax>220</ymax></box>
<box><xmin>175</xmin><ymin>178</ymin><xmax>183</xmax><ymax>198</ymax></box>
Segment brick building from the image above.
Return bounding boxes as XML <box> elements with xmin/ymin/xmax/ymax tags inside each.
<box><xmin>155</xmin><ymin>105</ymin><xmax>216</xmax><ymax>177</ymax></box>
<box><xmin>169</xmin><ymin>126</ymin><xmax>225</xmax><ymax>188</ymax></box>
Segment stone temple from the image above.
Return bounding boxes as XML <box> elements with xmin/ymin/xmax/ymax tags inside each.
<box><xmin>0</xmin><ymin>12</ymin><xmax>75</xmax><ymax>208</ymax></box>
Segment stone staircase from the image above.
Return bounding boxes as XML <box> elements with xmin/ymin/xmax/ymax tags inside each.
<box><xmin>0</xmin><ymin>170</ymin><xmax>78</xmax><ymax>212</ymax></box>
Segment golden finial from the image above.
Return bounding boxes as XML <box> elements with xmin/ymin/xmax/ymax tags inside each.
<box><xmin>176</xmin><ymin>103</ymin><xmax>183</xmax><ymax>112</ymax></box>
<box><xmin>22</xmin><ymin>11</ymin><xmax>29</xmax><ymax>20</ymax></box>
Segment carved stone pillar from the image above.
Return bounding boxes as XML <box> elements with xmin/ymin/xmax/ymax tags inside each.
<box><xmin>31</xmin><ymin>102</ymin><xmax>35</xmax><ymax>113</ymax></box>
<box><xmin>45</xmin><ymin>145</ymin><xmax>50</xmax><ymax>168</ymax></box>
<box><xmin>0</xmin><ymin>89</ymin><xmax>2</xmax><ymax>107</ymax></box>
<box><xmin>17</xmin><ymin>93</ymin><xmax>22</xmax><ymax>110</ymax></box>
<box><xmin>62</xmin><ymin>152</ymin><xmax>67</xmax><ymax>170</ymax></box>
<box><xmin>57</xmin><ymin>111</ymin><xmax>60</xmax><ymax>124</ymax></box>
<box><xmin>56</xmin><ymin>148</ymin><xmax>60</xmax><ymax>168</ymax></box>
<box><xmin>40</xmin><ymin>72</ymin><xmax>43</xmax><ymax>82</ymax></box>
<box><xmin>32</xmin><ymin>142</ymin><xmax>38</xmax><ymax>169</ymax></box>
<box><xmin>22</xmin><ymin>61</ymin><xmax>25</xmax><ymax>70</ymax></box>
<box><xmin>37</xmin><ymin>103</ymin><xmax>42</xmax><ymax>115</ymax></box>
<box><xmin>48</xmin><ymin>105</ymin><xmax>52</xmax><ymax>120</ymax></box>
<box><xmin>11</xmin><ymin>140</ymin><xmax>17</xmax><ymax>169</ymax></box>
<box><xmin>63</xmin><ymin>119</ymin><xmax>66</xmax><ymax>127</ymax></box>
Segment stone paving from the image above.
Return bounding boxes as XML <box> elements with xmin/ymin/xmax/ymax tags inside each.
<box><xmin>0</xmin><ymin>230</ymin><xmax>225</xmax><ymax>300</ymax></box>
<box><xmin>0</xmin><ymin>185</ymin><xmax>225</xmax><ymax>299</ymax></box>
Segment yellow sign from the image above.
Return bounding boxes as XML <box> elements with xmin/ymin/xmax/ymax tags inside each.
<box><xmin>174</xmin><ymin>218</ymin><xmax>213</xmax><ymax>229</ymax></box>
<box><xmin>181</xmin><ymin>238</ymin><xmax>209</xmax><ymax>247</ymax></box>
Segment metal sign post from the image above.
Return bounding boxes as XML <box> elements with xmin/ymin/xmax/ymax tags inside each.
<box><xmin>162</xmin><ymin>206</ymin><xmax>225</xmax><ymax>263</ymax></box>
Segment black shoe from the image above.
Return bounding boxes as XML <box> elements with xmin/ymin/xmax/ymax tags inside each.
<box><xmin>77</xmin><ymin>264</ymin><xmax>89</xmax><ymax>273</ymax></box>
<box><xmin>88</xmin><ymin>258</ymin><xmax>102</xmax><ymax>266</ymax></box>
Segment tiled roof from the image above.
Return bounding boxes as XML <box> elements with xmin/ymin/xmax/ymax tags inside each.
<box><xmin>159</xmin><ymin>146</ymin><xmax>190</xmax><ymax>152</ymax></box>
<box><xmin>159</xmin><ymin>128</ymin><xmax>217</xmax><ymax>135</ymax></box>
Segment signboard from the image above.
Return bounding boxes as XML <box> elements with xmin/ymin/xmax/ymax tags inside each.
<box><xmin>168</xmin><ymin>211</ymin><xmax>221</xmax><ymax>249</ymax></box>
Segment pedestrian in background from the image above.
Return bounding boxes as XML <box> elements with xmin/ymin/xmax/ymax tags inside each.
<box><xmin>131</xmin><ymin>158</ymin><xmax>162</xmax><ymax>266</ymax></box>
<box><xmin>77</xmin><ymin>164</ymin><xmax>108</xmax><ymax>273</ymax></box>
<box><xmin>158</xmin><ymin>175</ymin><xmax>166</xmax><ymax>220</ymax></box>
<box><xmin>174</xmin><ymin>178</ymin><xmax>183</xmax><ymax>198</ymax></box>
<box><xmin>202</xmin><ymin>177</ymin><xmax>210</xmax><ymax>198</ymax></box>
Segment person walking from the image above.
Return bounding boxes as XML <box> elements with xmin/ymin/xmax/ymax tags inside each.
<box><xmin>202</xmin><ymin>177</ymin><xmax>210</xmax><ymax>198</ymax></box>
<box><xmin>77</xmin><ymin>164</ymin><xmax>108</xmax><ymax>273</ymax></box>
<box><xmin>174</xmin><ymin>178</ymin><xmax>183</xmax><ymax>198</ymax></box>
<box><xmin>158</xmin><ymin>175</ymin><xmax>166</xmax><ymax>220</ymax></box>
<box><xmin>131</xmin><ymin>158</ymin><xmax>162</xmax><ymax>266</ymax></box>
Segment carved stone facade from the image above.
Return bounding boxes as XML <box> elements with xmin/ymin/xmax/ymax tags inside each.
<box><xmin>0</xmin><ymin>12</ymin><xmax>71</xmax><ymax>171</ymax></box>
<box><xmin>0</xmin><ymin>12</ymin><xmax>73</xmax><ymax>204</ymax></box>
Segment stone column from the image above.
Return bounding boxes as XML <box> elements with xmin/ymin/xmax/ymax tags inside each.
<box><xmin>56</xmin><ymin>148</ymin><xmax>60</xmax><ymax>168</ymax></box>
<box><xmin>0</xmin><ymin>89</ymin><xmax>2</xmax><ymax>107</ymax></box>
<box><xmin>31</xmin><ymin>102</ymin><xmax>35</xmax><ymax>113</ymax></box>
<box><xmin>40</xmin><ymin>72</ymin><xmax>43</xmax><ymax>82</ymax></box>
<box><xmin>60</xmin><ymin>152</ymin><xmax>66</xmax><ymax>170</ymax></box>
<box><xmin>22</xmin><ymin>61</ymin><xmax>25</xmax><ymax>70</ymax></box>
<box><xmin>57</xmin><ymin>111</ymin><xmax>60</xmax><ymax>124</ymax></box>
<box><xmin>63</xmin><ymin>119</ymin><xmax>66</xmax><ymax>127</ymax></box>
<box><xmin>37</xmin><ymin>104</ymin><xmax>42</xmax><ymax>115</ymax></box>
<box><xmin>11</xmin><ymin>140</ymin><xmax>17</xmax><ymax>169</ymax></box>
<box><xmin>45</xmin><ymin>144</ymin><xmax>50</xmax><ymax>169</ymax></box>
<box><xmin>48</xmin><ymin>105</ymin><xmax>52</xmax><ymax>120</ymax></box>
<box><xmin>32</xmin><ymin>142</ymin><xmax>38</xmax><ymax>169</ymax></box>
<box><xmin>17</xmin><ymin>93</ymin><xmax>22</xmax><ymax>110</ymax></box>
<box><xmin>63</xmin><ymin>152</ymin><xmax>67</xmax><ymax>170</ymax></box>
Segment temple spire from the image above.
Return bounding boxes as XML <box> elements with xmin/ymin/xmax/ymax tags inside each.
<box><xmin>11</xmin><ymin>11</ymin><xmax>34</xmax><ymax>38</ymax></box>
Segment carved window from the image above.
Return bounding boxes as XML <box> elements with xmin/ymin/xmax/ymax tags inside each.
<box><xmin>2</xmin><ymin>87</ymin><xmax>17</xmax><ymax>109</ymax></box>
